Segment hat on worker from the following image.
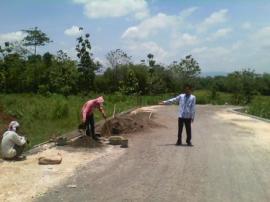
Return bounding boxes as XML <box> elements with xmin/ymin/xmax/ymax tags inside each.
<box><xmin>96</xmin><ymin>96</ymin><xmax>104</xmax><ymax>104</ymax></box>
<box><xmin>8</xmin><ymin>121</ymin><xmax>20</xmax><ymax>132</ymax></box>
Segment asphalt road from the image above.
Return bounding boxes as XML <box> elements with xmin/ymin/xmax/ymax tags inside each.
<box><xmin>37</xmin><ymin>105</ymin><xmax>270</xmax><ymax>202</ymax></box>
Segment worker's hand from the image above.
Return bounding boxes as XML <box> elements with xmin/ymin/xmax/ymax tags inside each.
<box><xmin>102</xmin><ymin>113</ymin><xmax>107</xmax><ymax>119</ymax></box>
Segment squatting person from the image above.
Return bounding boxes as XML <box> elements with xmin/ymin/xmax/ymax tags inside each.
<box><xmin>159</xmin><ymin>85</ymin><xmax>196</xmax><ymax>146</ymax></box>
<box><xmin>80</xmin><ymin>96</ymin><xmax>107</xmax><ymax>141</ymax></box>
<box><xmin>1</xmin><ymin>121</ymin><xmax>27</xmax><ymax>160</ymax></box>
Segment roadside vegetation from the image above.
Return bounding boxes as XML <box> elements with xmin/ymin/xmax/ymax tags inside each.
<box><xmin>0</xmin><ymin>27</ymin><xmax>269</xmax><ymax>147</ymax></box>
<box><xmin>0</xmin><ymin>93</ymin><xmax>171</xmax><ymax>147</ymax></box>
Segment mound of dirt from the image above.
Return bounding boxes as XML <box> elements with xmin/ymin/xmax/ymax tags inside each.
<box><xmin>67</xmin><ymin>135</ymin><xmax>103</xmax><ymax>148</ymax></box>
<box><xmin>100</xmin><ymin>110</ymin><xmax>160</xmax><ymax>137</ymax></box>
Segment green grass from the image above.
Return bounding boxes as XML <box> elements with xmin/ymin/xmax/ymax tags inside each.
<box><xmin>194</xmin><ymin>90</ymin><xmax>232</xmax><ymax>105</ymax></box>
<box><xmin>0</xmin><ymin>93</ymin><xmax>171</xmax><ymax>148</ymax></box>
<box><xmin>247</xmin><ymin>96</ymin><xmax>270</xmax><ymax>119</ymax></box>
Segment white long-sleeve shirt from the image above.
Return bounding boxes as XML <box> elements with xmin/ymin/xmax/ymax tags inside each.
<box><xmin>163</xmin><ymin>94</ymin><xmax>196</xmax><ymax>119</ymax></box>
<box><xmin>1</xmin><ymin>131</ymin><xmax>26</xmax><ymax>159</ymax></box>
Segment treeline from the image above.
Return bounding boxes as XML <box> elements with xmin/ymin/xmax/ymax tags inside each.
<box><xmin>0</xmin><ymin>27</ymin><xmax>270</xmax><ymax>105</ymax></box>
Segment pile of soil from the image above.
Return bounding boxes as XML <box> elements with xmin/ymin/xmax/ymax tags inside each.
<box><xmin>99</xmin><ymin>110</ymin><xmax>160</xmax><ymax>137</ymax></box>
<box><xmin>67</xmin><ymin>135</ymin><xmax>103</xmax><ymax>148</ymax></box>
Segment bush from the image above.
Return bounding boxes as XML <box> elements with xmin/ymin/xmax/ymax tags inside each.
<box><xmin>248</xmin><ymin>96</ymin><xmax>270</xmax><ymax>119</ymax></box>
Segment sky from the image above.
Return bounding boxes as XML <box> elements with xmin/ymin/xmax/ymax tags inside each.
<box><xmin>1</xmin><ymin>0</ymin><xmax>270</xmax><ymax>74</ymax></box>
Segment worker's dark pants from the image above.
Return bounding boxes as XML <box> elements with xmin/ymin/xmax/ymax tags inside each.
<box><xmin>14</xmin><ymin>144</ymin><xmax>25</xmax><ymax>158</ymax></box>
<box><xmin>85</xmin><ymin>113</ymin><xmax>95</xmax><ymax>138</ymax></box>
<box><xmin>178</xmin><ymin>118</ymin><xmax>192</xmax><ymax>144</ymax></box>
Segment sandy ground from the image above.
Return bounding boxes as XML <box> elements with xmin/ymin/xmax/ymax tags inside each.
<box><xmin>37</xmin><ymin>105</ymin><xmax>270</xmax><ymax>202</ymax></box>
<box><xmin>0</xmin><ymin>145</ymin><xmax>125</xmax><ymax>202</ymax></box>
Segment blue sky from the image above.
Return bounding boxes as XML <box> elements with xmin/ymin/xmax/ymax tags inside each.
<box><xmin>1</xmin><ymin>0</ymin><xmax>270</xmax><ymax>73</ymax></box>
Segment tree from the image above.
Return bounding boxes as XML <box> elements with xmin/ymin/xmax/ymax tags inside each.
<box><xmin>106</xmin><ymin>49</ymin><xmax>131</xmax><ymax>69</ymax></box>
<box><xmin>147</xmin><ymin>53</ymin><xmax>156</xmax><ymax>94</ymax></box>
<box><xmin>76</xmin><ymin>29</ymin><xmax>98</xmax><ymax>92</ymax></box>
<box><xmin>49</xmin><ymin>50</ymin><xmax>79</xmax><ymax>95</ymax></box>
<box><xmin>105</xmin><ymin>49</ymin><xmax>132</xmax><ymax>90</ymax></box>
<box><xmin>226</xmin><ymin>69</ymin><xmax>257</xmax><ymax>104</ymax></box>
<box><xmin>170</xmin><ymin>55</ymin><xmax>201</xmax><ymax>89</ymax></box>
<box><xmin>22</xmin><ymin>27</ymin><xmax>51</xmax><ymax>55</ymax></box>
<box><xmin>147</xmin><ymin>53</ymin><xmax>155</xmax><ymax>67</ymax></box>
<box><xmin>119</xmin><ymin>68</ymin><xmax>139</xmax><ymax>95</ymax></box>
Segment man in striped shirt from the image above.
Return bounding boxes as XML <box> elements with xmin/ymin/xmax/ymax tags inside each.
<box><xmin>160</xmin><ymin>85</ymin><xmax>196</xmax><ymax>146</ymax></box>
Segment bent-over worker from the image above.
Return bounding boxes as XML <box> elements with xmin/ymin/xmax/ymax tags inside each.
<box><xmin>80</xmin><ymin>96</ymin><xmax>106</xmax><ymax>141</ymax></box>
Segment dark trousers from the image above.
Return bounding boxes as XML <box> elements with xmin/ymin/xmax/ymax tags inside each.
<box><xmin>85</xmin><ymin>113</ymin><xmax>95</xmax><ymax>138</ymax></box>
<box><xmin>178</xmin><ymin>118</ymin><xmax>192</xmax><ymax>144</ymax></box>
<box><xmin>14</xmin><ymin>144</ymin><xmax>25</xmax><ymax>157</ymax></box>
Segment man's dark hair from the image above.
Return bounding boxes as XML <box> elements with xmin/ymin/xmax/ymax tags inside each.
<box><xmin>184</xmin><ymin>84</ymin><xmax>193</xmax><ymax>89</ymax></box>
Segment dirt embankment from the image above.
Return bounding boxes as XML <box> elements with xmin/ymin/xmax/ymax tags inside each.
<box><xmin>99</xmin><ymin>106</ymin><xmax>161</xmax><ymax>137</ymax></box>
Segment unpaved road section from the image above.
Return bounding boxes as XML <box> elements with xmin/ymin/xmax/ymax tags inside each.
<box><xmin>0</xmin><ymin>145</ymin><xmax>125</xmax><ymax>202</ymax></box>
<box><xmin>37</xmin><ymin>105</ymin><xmax>270</xmax><ymax>202</ymax></box>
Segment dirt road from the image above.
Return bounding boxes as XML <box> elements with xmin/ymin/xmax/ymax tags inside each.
<box><xmin>37</xmin><ymin>105</ymin><xmax>270</xmax><ymax>202</ymax></box>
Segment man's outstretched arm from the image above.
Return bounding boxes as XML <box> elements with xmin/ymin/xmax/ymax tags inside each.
<box><xmin>159</xmin><ymin>95</ymin><xmax>180</xmax><ymax>105</ymax></box>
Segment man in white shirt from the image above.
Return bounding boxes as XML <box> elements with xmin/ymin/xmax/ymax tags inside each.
<box><xmin>1</xmin><ymin>121</ymin><xmax>27</xmax><ymax>160</ymax></box>
<box><xmin>160</xmin><ymin>85</ymin><xmax>196</xmax><ymax>146</ymax></box>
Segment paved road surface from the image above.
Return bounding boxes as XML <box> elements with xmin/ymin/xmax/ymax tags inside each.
<box><xmin>37</xmin><ymin>105</ymin><xmax>270</xmax><ymax>202</ymax></box>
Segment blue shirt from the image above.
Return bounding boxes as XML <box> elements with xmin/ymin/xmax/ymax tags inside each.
<box><xmin>163</xmin><ymin>94</ymin><xmax>196</xmax><ymax>119</ymax></box>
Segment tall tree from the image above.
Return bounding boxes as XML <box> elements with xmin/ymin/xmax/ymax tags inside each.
<box><xmin>147</xmin><ymin>53</ymin><xmax>155</xmax><ymax>67</ymax></box>
<box><xmin>147</xmin><ymin>53</ymin><xmax>156</xmax><ymax>94</ymax></box>
<box><xmin>106</xmin><ymin>49</ymin><xmax>131</xmax><ymax>90</ymax></box>
<box><xmin>76</xmin><ymin>28</ymin><xmax>98</xmax><ymax>92</ymax></box>
<box><xmin>106</xmin><ymin>49</ymin><xmax>131</xmax><ymax>69</ymax></box>
<box><xmin>170</xmin><ymin>55</ymin><xmax>201</xmax><ymax>89</ymax></box>
<box><xmin>22</xmin><ymin>27</ymin><xmax>51</xmax><ymax>55</ymax></box>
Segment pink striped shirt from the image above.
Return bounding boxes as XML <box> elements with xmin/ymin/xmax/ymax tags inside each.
<box><xmin>81</xmin><ymin>99</ymin><xmax>102</xmax><ymax>122</ymax></box>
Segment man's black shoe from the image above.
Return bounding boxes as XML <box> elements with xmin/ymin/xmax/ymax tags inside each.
<box><xmin>92</xmin><ymin>136</ymin><xmax>100</xmax><ymax>141</ymax></box>
<box><xmin>176</xmin><ymin>141</ymin><xmax>182</xmax><ymax>146</ymax></box>
<box><xmin>187</xmin><ymin>142</ymin><xmax>193</xmax><ymax>146</ymax></box>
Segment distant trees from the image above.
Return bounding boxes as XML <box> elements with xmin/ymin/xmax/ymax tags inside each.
<box><xmin>226</xmin><ymin>69</ymin><xmax>258</xmax><ymax>104</ymax></box>
<box><xmin>1</xmin><ymin>26</ymin><xmax>270</xmax><ymax>102</ymax></box>
<box><xmin>22</xmin><ymin>27</ymin><xmax>51</xmax><ymax>55</ymax></box>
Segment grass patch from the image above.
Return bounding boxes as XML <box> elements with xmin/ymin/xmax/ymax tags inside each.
<box><xmin>194</xmin><ymin>90</ymin><xmax>232</xmax><ymax>105</ymax></box>
<box><xmin>247</xmin><ymin>96</ymin><xmax>270</xmax><ymax>119</ymax></box>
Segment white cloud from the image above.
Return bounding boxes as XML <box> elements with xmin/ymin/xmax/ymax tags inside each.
<box><xmin>179</xmin><ymin>7</ymin><xmax>198</xmax><ymax>18</ymax></box>
<box><xmin>64</xmin><ymin>26</ymin><xmax>83</xmax><ymax>37</ymax></box>
<box><xmin>0</xmin><ymin>31</ymin><xmax>26</xmax><ymax>43</ymax></box>
<box><xmin>254</xmin><ymin>26</ymin><xmax>270</xmax><ymax>39</ymax></box>
<box><xmin>208</xmin><ymin>28</ymin><xmax>232</xmax><ymax>41</ymax></box>
<box><xmin>122</xmin><ymin>13</ymin><xmax>176</xmax><ymax>39</ymax></box>
<box><xmin>242</xmin><ymin>22</ymin><xmax>252</xmax><ymax>30</ymax></box>
<box><xmin>172</xmin><ymin>33</ymin><xmax>200</xmax><ymax>49</ymax></box>
<box><xmin>73</xmin><ymin>0</ymin><xmax>149</xmax><ymax>20</ymax></box>
<box><xmin>127</xmin><ymin>41</ymin><xmax>168</xmax><ymax>61</ymax></box>
<box><xmin>253</xmin><ymin>26</ymin><xmax>270</xmax><ymax>49</ymax></box>
<box><xmin>198</xmin><ymin>9</ymin><xmax>229</xmax><ymax>32</ymax></box>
